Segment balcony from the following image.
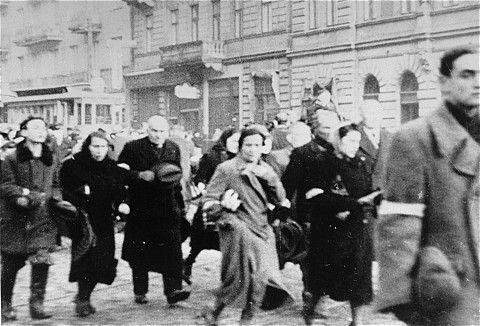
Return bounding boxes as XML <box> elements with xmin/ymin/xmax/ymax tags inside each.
<box><xmin>10</xmin><ymin>72</ymin><xmax>89</xmax><ymax>91</ymax></box>
<box><xmin>156</xmin><ymin>41</ymin><xmax>224</xmax><ymax>71</ymax></box>
<box><xmin>69</xmin><ymin>11</ymin><xmax>102</xmax><ymax>34</ymax></box>
<box><xmin>14</xmin><ymin>24</ymin><xmax>62</xmax><ymax>47</ymax></box>
<box><xmin>123</xmin><ymin>0</ymin><xmax>154</xmax><ymax>11</ymax></box>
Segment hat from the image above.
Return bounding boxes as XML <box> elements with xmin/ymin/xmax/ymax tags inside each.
<box><xmin>273</xmin><ymin>219</ymin><xmax>307</xmax><ymax>266</ymax></box>
<box><xmin>152</xmin><ymin>162</ymin><xmax>183</xmax><ymax>183</ymax></box>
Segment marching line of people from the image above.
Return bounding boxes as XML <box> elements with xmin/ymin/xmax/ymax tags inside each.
<box><xmin>1</xmin><ymin>47</ymin><xmax>478</xmax><ymax>326</ymax></box>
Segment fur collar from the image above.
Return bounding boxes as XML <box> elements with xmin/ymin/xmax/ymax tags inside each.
<box><xmin>16</xmin><ymin>140</ymin><xmax>54</xmax><ymax>166</ymax></box>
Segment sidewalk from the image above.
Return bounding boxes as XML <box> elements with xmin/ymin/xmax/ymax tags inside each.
<box><xmin>6</xmin><ymin>233</ymin><xmax>405</xmax><ymax>326</ymax></box>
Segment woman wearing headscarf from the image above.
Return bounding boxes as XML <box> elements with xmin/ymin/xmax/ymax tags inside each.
<box><xmin>183</xmin><ymin>127</ymin><xmax>238</xmax><ymax>284</ymax></box>
<box><xmin>304</xmin><ymin>123</ymin><xmax>380</xmax><ymax>326</ymax></box>
<box><xmin>201</xmin><ymin>128</ymin><xmax>293</xmax><ymax>325</ymax></box>
<box><xmin>59</xmin><ymin>131</ymin><xmax>143</xmax><ymax>317</ymax></box>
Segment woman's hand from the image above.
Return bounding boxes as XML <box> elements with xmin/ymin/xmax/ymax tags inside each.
<box><xmin>358</xmin><ymin>190</ymin><xmax>382</xmax><ymax>205</ymax></box>
<box><xmin>220</xmin><ymin>189</ymin><xmax>241</xmax><ymax>212</ymax></box>
<box><xmin>336</xmin><ymin>211</ymin><xmax>350</xmax><ymax>221</ymax></box>
<box><xmin>138</xmin><ymin>170</ymin><xmax>155</xmax><ymax>182</ymax></box>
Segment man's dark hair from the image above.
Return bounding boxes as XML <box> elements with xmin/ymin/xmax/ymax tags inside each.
<box><xmin>238</xmin><ymin>128</ymin><xmax>266</xmax><ymax>150</ymax></box>
<box><xmin>439</xmin><ymin>47</ymin><xmax>475</xmax><ymax>77</ymax></box>
<box><xmin>338</xmin><ymin>123</ymin><xmax>359</xmax><ymax>139</ymax></box>
<box><xmin>19</xmin><ymin>116</ymin><xmax>47</xmax><ymax>130</ymax></box>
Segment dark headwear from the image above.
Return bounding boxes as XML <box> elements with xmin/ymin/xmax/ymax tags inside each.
<box><xmin>151</xmin><ymin>162</ymin><xmax>183</xmax><ymax>183</ymax></box>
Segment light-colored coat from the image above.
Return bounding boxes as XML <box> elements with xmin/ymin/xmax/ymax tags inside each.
<box><xmin>376</xmin><ymin>104</ymin><xmax>480</xmax><ymax>325</ymax></box>
<box><xmin>204</xmin><ymin>156</ymin><xmax>294</xmax><ymax>309</ymax></box>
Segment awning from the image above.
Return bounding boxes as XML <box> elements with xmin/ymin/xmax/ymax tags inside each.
<box><xmin>124</xmin><ymin>68</ymin><xmax>201</xmax><ymax>90</ymax></box>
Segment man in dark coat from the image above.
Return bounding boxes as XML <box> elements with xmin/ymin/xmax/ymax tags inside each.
<box><xmin>357</xmin><ymin>99</ymin><xmax>392</xmax><ymax>192</ymax></box>
<box><xmin>376</xmin><ymin>48</ymin><xmax>480</xmax><ymax>325</ymax></box>
<box><xmin>118</xmin><ymin>115</ymin><xmax>190</xmax><ymax>305</ymax></box>
<box><xmin>282</xmin><ymin>109</ymin><xmax>340</xmax><ymax>321</ymax></box>
<box><xmin>1</xmin><ymin>117</ymin><xmax>60</xmax><ymax>321</ymax></box>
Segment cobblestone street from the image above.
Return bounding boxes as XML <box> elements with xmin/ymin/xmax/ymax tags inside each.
<box><xmin>6</xmin><ymin>231</ymin><xmax>405</xmax><ymax>326</ymax></box>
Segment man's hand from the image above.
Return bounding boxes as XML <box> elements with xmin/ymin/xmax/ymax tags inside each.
<box><xmin>221</xmin><ymin>189</ymin><xmax>241</xmax><ymax>212</ymax></box>
<box><xmin>117</xmin><ymin>163</ymin><xmax>130</xmax><ymax>170</ymax></box>
<box><xmin>138</xmin><ymin>170</ymin><xmax>155</xmax><ymax>182</ymax></box>
<box><xmin>336</xmin><ymin>211</ymin><xmax>350</xmax><ymax>221</ymax></box>
<box><xmin>358</xmin><ymin>190</ymin><xmax>382</xmax><ymax>205</ymax></box>
<box><xmin>16</xmin><ymin>196</ymin><xmax>30</xmax><ymax>208</ymax></box>
<box><xmin>305</xmin><ymin>188</ymin><xmax>324</xmax><ymax>199</ymax></box>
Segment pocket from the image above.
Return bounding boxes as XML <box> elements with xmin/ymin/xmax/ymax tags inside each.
<box><xmin>414</xmin><ymin>246</ymin><xmax>462</xmax><ymax>315</ymax></box>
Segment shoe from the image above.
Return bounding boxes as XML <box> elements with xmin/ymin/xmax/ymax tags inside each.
<box><xmin>134</xmin><ymin>294</ymin><xmax>148</xmax><ymax>304</ymax></box>
<box><xmin>75</xmin><ymin>299</ymin><xmax>96</xmax><ymax>318</ymax></box>
<box><xmin>1</xmin><ymin>305</ymin><xmax>17</xmax><ymax>323</ymax></box>
<box><xmin>166</xmin><ymin>290</ymin><xmax>190</xmax><ymax>304</ymax></box>
<box><xmin>239</xmin><ymin>301</ymin><xmax>257</xmax><ymax>325</ymax></box>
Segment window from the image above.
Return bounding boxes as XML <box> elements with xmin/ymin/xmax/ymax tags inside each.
<box><xmin>326</xmin><ymin>0</ymin><xmax>337</xmax><ymax>26</ymax></box>
<box><xmin>380</xmin><ymin>1</ymin><xmax>394</xmax><ymax>18</ymax></box>
<box><xmin>261</xmin><ymin>0</ymin><xmax>273</xmax><ymax>33</ymax></box>
<box><xmin>400</xmin><ymin>71</ymin><xmax>419</xmax><ymax>123</ymax></box>
<box><xmin>171</xmin><ymin>9</ymin><xmax>179</xmax><ymax>44</ymax></box>
<box><xmin>401</xmin><ymin>0</ymin><xmax>413</xmax><ymax>14</ymax></box>
<box><xmin>234</xmin><ymin>0</ymin><xmax>243</xmax><ymax>38</ymax></box>
<box><xmin>363</xmin><ymin>74</ymin><xmax>380</xmax><ymax>101</ymax></box>
<box><xmin>145</xmin><ymin>14</ymin><xmax>153</xmax><ymax>52</ymax></box>
<box><xmin>364</xmin><ymin>0</ymin><xmax>376</xmax><ymax>21</ymax></box>
<box><xmin>85</xmin><ymin>104</ymin><xmax>92</xmax><ymax>124</ymax></box>
<box><xmin>18</xmin><ymin>56</ymin><xmax>25</xmax><ymax>79</ymax></box>
<box><xmin>307</xmin><ymin>0</ymin><xmax>317</xmax><ymax>30</ymax></box>
<box><xmin>254</xmin><ymin>77</ymin><xmax>279</xmax><ymax>123</ymax></box>
<box><xmin>191</xmin><ymin>4</ymin><xmax>199</xmax><ymax>41</ymax></box>
<box><xmin>96</xmin><ymin>104</ymin><xmax>111</xmax><ymax>124</ymax></box>
<box><xmin>212</xmin><ymin>0</ymin><xmax>220</xmax><ymax>40</ymax></box>
<box><xmin>69</xmin><ymin>45</ymin><xmax>78</xmax><ymax>72</ymax></box>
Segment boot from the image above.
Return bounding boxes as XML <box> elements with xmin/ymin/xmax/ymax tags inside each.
<box><xmin>1</xmin><ymin>261</ymin><xmax>19</xmax><ymax>322</ymax></box>
<box><xmin>74</xmin><ymin>298</ymin><xmax>96</xmax><ymax>318</ymax></box>
<box><xmin>302</xmin><ymin>292</ymin><xmax>318</xmax><ymax>326</ymax></box>
<box><xmin>240</xmin><ymin>301</ymin><xmax>257</xmax><ymax>325</ymax></box>
<box><xmin>1</xmin><ymin>300</ymin><xmax>17</xmax><ymax>322</ymax></box>
<box><xmin>202</xmin><ymin>302</ymin><xmax>224</xmax><ymax>326</ymax></box>
<box><xmin>29</xmin><ymin>264</ymin><xmax>52</xmax><ymax>320</ymax></box>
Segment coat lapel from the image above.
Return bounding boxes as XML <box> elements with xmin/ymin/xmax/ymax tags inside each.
<box><xmin>429</xmin><ymin>106</ymin><xmax>480</xmax><ymax>258</ymax></box>
<box><xmin>234</xmin><ymin>157</ymin><xmax>268</xmax><ymax>205</ymax></box>
<box><xmin>359</xmin><ymin>126</ymin><xmax>378</xmax><ymax>159</ymax></box>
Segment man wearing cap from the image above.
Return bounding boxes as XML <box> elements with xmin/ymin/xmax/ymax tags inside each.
<box><xmin>118</xmin><ymin>115</ymin><xmax>190</xmax><ymax>305</ymax></box>
<box><xmin>1</xmin><ymin>117</ymin><xmax>61</xmax><ymax>321</ymax></box>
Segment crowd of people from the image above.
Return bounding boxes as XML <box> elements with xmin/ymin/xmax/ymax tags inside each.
<box><xmin>1</xmin><ymin>47</ymin><xmax>478</xmax><ymax>326</ymax></box>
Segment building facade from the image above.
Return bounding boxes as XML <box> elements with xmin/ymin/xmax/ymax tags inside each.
<box><xmin>0</xmin><ymin>0</ymin><xmax>134</xmax><ymax>130</ymax></box>
<box><xmin>124</xmin><ymin>0</ymin><xmax>479</xmax><ymax>135</ymax></box>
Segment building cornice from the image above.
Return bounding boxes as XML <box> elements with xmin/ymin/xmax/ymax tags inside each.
<box><xmin>430</xmin><ymin>3</ymin><xmax>480</xmax><ymax>17</ymax></box>
<box><xmin>291</xmin><ymin>23</ymin><xmax>350</xmax><ymax>39</ymax></box>
<box><xmin>223</xmin><ymin>29</ymin><xmax>287</xmax><ymax>45</ymax></box>
<box><xmin>286</xmin><ymin>44</ymin><xmax>351</xmax><ymax>59</ymax></box>
<box><xmin>222</xmin><ymin>50</ymin><xmax>286</xmax><ymax>64</ymax></box>
<box><xmin>355</xmin><ymin>13</ymin><xmax>420</xmax><ymax>29</ymax></box>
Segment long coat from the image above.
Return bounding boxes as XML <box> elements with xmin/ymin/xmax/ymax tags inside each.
<box><xmin>376</xmin><ymin>105</ymin><xmax>480</xmax><ymax>326</ymax></box>
<box><xmin>203</xmin><ymin>156</ymin><xmax>294</xmax><ymax>309</ymax></box>
<box><xmin>59</xmin><ymin>152</ymin><xmax>132</xmax><ymax>285</ymax></box>
<box><xmin>358</xmin><ymin>125</ymin><xmax>392</xmax><ymax>191</ymax></box>
<box><xmin>0</xmin><ymin>141</ymin><xmax>59</xmax><ymax>255</ymax></box>
<box><xmin>118</xmin><ymin>137</ymin><xmax>185</xmax><ymax>275</ymax></box>
<box><xmin>308</xmin><ymin>155</ymin><xmax>374</xmax><ymax>304</ymax></box>
<box><xmin>282</xmin><ymin>138</ymin><xmax>336</xmax><ymax>225</ymax></box>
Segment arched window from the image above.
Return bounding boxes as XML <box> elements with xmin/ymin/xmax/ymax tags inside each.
<box><xmin>400</xmin><ymin>71</ymin><xmax>419</xmax><ymax>123</ymax></box>
<box><xmin>363</xmin><ymin>74</ymin><xmax>380</xmax><ymax>101</ymax></box>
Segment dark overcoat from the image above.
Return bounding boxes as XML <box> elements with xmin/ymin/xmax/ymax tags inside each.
<box><xmin>308</xmin><ymin>155</ymin><xmax>374</xmax><ymax>305</ymax></box>
<box><xmin>0</xmin><ymin>141</ymin><xmax>59</xmax><ymax>254</ymax></box>
<box><xmin>282</xmin><ymin>138</ymin><xmax>336</xmax><ymax>225</ymax></box>
<box><xmin>60</xmin><ymin>152</ymin><xmax>131</xmax><ymax>284</ymax></box>
<box><xmin>376</xmin><ymin>105</ymin><xmax>480</xmax><ymax>325</ymax></box>
<box><xmin>118</xmin><ymin>137</ymin><xmax>185</xmax><ymax>275</ymax></box>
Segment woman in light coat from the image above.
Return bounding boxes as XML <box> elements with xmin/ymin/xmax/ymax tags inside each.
<box><xmin>202</xmin><ymin>128</ymin><xmax>293</xmax><ymax>325</ymax></box>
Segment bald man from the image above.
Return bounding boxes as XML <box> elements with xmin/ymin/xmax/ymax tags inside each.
<box><xmin>118</xmin><ymin>115</ymin><xmax>190</xmax><ymax>305</ymax></box>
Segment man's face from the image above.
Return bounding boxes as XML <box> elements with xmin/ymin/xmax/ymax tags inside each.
<box><xmin>24</xmin><ymin>119</ymin><xmax>48</xmax><ymax>144</ymax></box>
<box><xmin>240</xmin><ymin>134</ymin><xmax>263</xmax><ymax>163</ymax></box>
<box><xmin>442</xmin><ymin>53</ymin><xmax>480</xmax><ymax>108</ymax></box>
<box><xmin>147</xmin><ymin>119</ymin><xmax>169</xmax><ymax>145</ymax></box>
<box><xmin>312</xmin><ymin>109</ymin><xmax>340</xmax><ymax>140</ymax></box>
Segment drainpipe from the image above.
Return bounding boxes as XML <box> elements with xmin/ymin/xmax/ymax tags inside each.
<box><xmin>350</xmin><ymin>1</ymin><xmax>359</xmax><ymax>118</ymax></box>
